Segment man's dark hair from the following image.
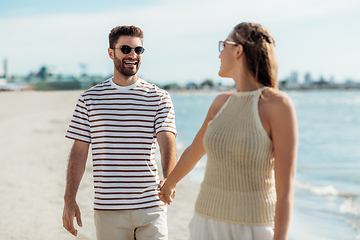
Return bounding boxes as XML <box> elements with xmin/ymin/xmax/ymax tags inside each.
<box><xmin>109</xmin><ymin>25</ymin><xmax>144</xmax><ymax>49</ymax></box>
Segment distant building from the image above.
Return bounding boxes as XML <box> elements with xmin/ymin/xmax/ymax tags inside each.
<box><xmin>287</xmin><ymin>71</ymin><xmax>299</xmax><ymax>88</ymax></box>
<box><xmin>0</xmin><ymin>78</ymin><xmax>6</xmax><ymax>88</ymax></box>
<box><xmin>3</xmin><ymin>59</ymin><xmax>10</xmax><ymax>79</ymax></box>
<box><xmin>319</xmin><ymin>76</ymin><xmax>326</xmax><ymax>83</ymax></box>
<box><xmin>304</xmin><ymin>73</ymin><xmax>312</xmax><ymax>84</ymax></box>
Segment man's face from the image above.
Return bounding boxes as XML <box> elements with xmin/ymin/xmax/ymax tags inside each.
<box><xmin>111</xmin><ymin>36</ymin><xmax>143</xmax><ymax>76</ymax></box>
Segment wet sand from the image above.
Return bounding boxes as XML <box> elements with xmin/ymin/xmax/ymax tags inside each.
<box><xmin>0</xmin><ymin>90</ymin><xmax>199</xmax><ymax>240</ymax></box>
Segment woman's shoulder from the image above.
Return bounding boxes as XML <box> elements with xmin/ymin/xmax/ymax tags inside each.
<box><xmin>213</xmin><ymin>90</ymin><xmax>235</xmax><ymax>108</ymax></box>
<box><xmin>207</xmin><ymin>91</ymin><xmax>234</xmax><ymax>119</ymax></box>
<box><xmin>262</xmin><ymin>88</ymin><xmax>296</xmax><ymax>120</ymax></box>
<box><xmin>214</xmin><ymin>90</ymin><xmax>233</xmax><ymax>102</ymax></box>
<box><xmin>262</xmin><ymin>88</ymin><xmax>293</xmax><ymax>107</ymax></box>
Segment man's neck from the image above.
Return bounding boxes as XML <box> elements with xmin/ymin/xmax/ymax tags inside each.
<box><xmin>112</xmin><ymin>72</ymin><xmax>138</xmax><ymax>86</ymax></box>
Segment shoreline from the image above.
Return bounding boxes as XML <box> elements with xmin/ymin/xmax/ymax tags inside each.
<box><xmin>2</xmin><ymin>83</ymin><xmax>360</xmax><ymax>93</ymax></box>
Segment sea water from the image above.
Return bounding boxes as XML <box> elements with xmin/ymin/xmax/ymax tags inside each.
<box><xmin>170</xmin><ymin>89</ymin><xmax>360</xmax><ymax>240</ymax></box>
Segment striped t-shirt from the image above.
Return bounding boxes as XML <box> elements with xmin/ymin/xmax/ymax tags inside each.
<box><xmin>66</xmin><ymin>78</ymin><xmax>177</xmax><ymax>210</ymax></box>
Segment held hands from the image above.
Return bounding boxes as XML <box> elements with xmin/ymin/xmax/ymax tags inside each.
<box><xmin>158</xmin><ymin>178</ymin><xmax>176</xmax><ymax>205</ymax></box>
<box><xmin>62</xmin><ymin>200</ymin><xmax>82</xmax><ymax>236</ymax></box>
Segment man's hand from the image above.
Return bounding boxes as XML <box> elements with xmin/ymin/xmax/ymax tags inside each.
<box><xmin>62</xmin><ymin>201</ymin><xmax>83</xmax><ymax>236</ymax></box>
<box><xmin>62</xmin><ymin>140</ymin><xmax>88</xmax><ymax>236</ymax></box>
<box><xmin>158</xmin><ymin>179</ymin><xmax>176</xmax><ymax>205</ymax></box>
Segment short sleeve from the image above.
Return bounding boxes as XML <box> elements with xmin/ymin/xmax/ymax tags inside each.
<box><xmin>155</xmin><ymin>92</ymin><xmax>177</xmax><ymax>136</ymax></box>
<box><xmin>65</xmin><ymin>95</ymin><xmax>91</xmax><ymax>143</ymax></box>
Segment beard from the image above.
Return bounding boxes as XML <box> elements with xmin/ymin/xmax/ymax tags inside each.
<box><xmin>113</xmin><ymin>52</ymin><xmax>140</xmax><ymax>77</ymax></box>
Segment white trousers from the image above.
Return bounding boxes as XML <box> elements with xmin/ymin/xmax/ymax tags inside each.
<box><xmin>94</xmin><ymin>206</ymin><xmax>168</xmax><ymax>240</ymax></box>
<box><xmin>189</xmin><ymin>214</ymin><xmax>274</xmax><ymax>240</ymax></box>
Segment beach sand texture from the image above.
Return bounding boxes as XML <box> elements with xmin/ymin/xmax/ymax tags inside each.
<box><xmin>0</xmin><ymin>90</ymin><xmax>198</xmax><ymax>240</ymax></box>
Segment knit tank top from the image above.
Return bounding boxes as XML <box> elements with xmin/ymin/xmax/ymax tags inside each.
<box><xmin>195</xmin><ymin>87</ymin><xmax>276</xmax><ymax>225</ymax></box>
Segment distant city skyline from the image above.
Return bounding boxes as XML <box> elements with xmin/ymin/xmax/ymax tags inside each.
<box><xmin>3</xmin><ymin>59</ymin><xmax>357</xmax><ymax>86</ymax></box>
<box><xmin>1</xmin><ymin>0</ymin><xmax>359</xmax><ymax>84</ymax></box>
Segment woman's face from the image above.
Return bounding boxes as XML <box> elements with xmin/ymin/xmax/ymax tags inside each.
<box><xmin>218</xmin><ymin>32</ymin><xmax>238</xmax><ymax>78</ymax></box>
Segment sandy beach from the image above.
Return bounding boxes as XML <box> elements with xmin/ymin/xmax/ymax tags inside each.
<box><xmin>0</xmin><ymin>90</ymin><xmax>199</xmax><ymax>240</ymax></box>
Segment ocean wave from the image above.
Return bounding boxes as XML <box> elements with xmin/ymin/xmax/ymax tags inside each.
<box><xmin>294</xmin><ymin>180</ymin><xmax>359</xmax><ymax>198</ymax></box>
<box><xmin>345</xmin><ymin>218</ymin><xmax>360</xmax><ymax>239</ymax></box>
<box><xmin>339</xmin><ymin>197</ymin><xmax>360</xmax><ymax>237</ymax></box>
<box><xmin>340</xmin><ymin>199</ymin><xmax>360</xmax><ymax>215</ymax></box>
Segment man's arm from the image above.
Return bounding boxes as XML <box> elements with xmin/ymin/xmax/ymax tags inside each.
<box><xmin>156</xmin><ymin>131</ymin><xmax>177</xmax><ymax>178</ymax></box>
<box><xmin>62</xmin><ymin>140</ymin><xmax>89</xmax><ymax>236</ymax></box>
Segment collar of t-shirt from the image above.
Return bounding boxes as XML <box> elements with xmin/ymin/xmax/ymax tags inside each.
<box><xmin>110</xmin><ymin>77</ymin><xmax>140</xmax><ymax>91</ymax></box>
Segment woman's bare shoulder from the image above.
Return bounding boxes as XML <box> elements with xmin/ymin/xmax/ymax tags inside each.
<box><xmin>208</xmin><ymin>91</ymin><xmax>234</xmax><ymax>118</ymax></box>
<box><xmin>263</xmin><ymin>89</ymin><xmax>293</xmax><ymax>107</ymax></box>
<box><xmin>213</xmin><ymin>91</ymin><xmax>234</xmax><ymax>108</ymax></box>
<box><xmin>214</xmin><ymin>90</ymin><xmax>233</xmax><ymax>102</ymax></box>
<box><xmin>262</xmin><ymin>88</ymin><xmax>296</xmax><ymax>120</ymax></box>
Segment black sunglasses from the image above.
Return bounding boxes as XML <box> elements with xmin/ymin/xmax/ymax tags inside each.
<box><xmin>113</xmin><ymin>45</ymin><xmax>145</xmax><ymax>55</ymax></box>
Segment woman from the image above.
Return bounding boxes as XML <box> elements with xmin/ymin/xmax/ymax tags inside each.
<box><xmin>159</xmin><ymin>22</ymin><xmax>298</xmax><ymax>240</ymax></box>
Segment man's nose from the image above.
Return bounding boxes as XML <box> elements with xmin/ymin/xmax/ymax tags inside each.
<box><xmin>128</xmin><ymin>49</ymin><xmax>137</xmax><ymax>57</ymax></box>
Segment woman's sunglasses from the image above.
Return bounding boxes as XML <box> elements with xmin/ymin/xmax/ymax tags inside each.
<box><xmin>218</xmin><ymin>40</ymin><xmax>239</xmax><ymax>52</ymax></box>
<box><xmin>113</xmin><ymin>45</ymin><xmax>145</xmax><ymax>55</ymax></box>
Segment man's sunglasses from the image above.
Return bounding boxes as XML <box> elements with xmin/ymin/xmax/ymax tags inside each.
<box><xmin>113</xmin><ymin>45</ymin><xmax>145</xmax><ymax>55</ymax></box>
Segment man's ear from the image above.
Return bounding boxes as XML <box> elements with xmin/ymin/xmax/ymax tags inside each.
<box><xmin>108</xmin><ymin>48</ymin><xmax>114</xmax><ymax>60</ymax></box>
<box><xmin>235</xmin><ymin>44</ymin><xmax>244</xmax><ymax>59</ymax></box>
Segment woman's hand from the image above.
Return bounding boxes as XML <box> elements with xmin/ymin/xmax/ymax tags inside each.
<box><xmin>158</xmin><ymin>180</ymin><xmax>176</xmax><ymax>205</ymax></box>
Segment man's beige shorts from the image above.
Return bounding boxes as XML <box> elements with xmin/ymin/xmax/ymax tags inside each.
<box><xmin>94</xmin><ymin>206</ymin><xmax>168</xmax><ymax>240</ymax></box>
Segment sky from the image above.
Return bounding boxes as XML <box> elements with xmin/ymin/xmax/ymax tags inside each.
<box><xmin>0</xmin><ymin>0</ymin><xmax>359</xmax><ymax>85</ymax></box>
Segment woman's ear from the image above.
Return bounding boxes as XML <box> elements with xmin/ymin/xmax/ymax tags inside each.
<box><xmin>235</xmin><ymin>44</ymin><xmax>244</xmax><ymax>59</ymax></box>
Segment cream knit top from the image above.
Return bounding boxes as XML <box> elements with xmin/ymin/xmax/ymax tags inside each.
<box><xmin>195</xmin><ymin>87</ymin><xmax>276</xmax><ymax>225</ymax></box>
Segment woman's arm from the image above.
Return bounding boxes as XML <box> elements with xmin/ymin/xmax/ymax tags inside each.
<box><xmin>270</xmin><ymin>94</ymin><xmax>298</xmax><ymax>240</ymax></box>
<box><xmin>159</xmin><ymin>92</ymin><xmax>231</xmax><ymax>204</ymax></box>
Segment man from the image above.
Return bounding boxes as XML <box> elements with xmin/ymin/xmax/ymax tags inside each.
<box><xmin>62</xmin><ymin>25</ymin><xmax>177</xmax><ymax>240</ymax></box>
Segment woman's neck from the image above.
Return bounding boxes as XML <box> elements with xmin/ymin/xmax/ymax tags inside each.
<box><xmin>233</xmin><ymin>71</ymin><xmax>264</xmax><ymax>92</ymax></box>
